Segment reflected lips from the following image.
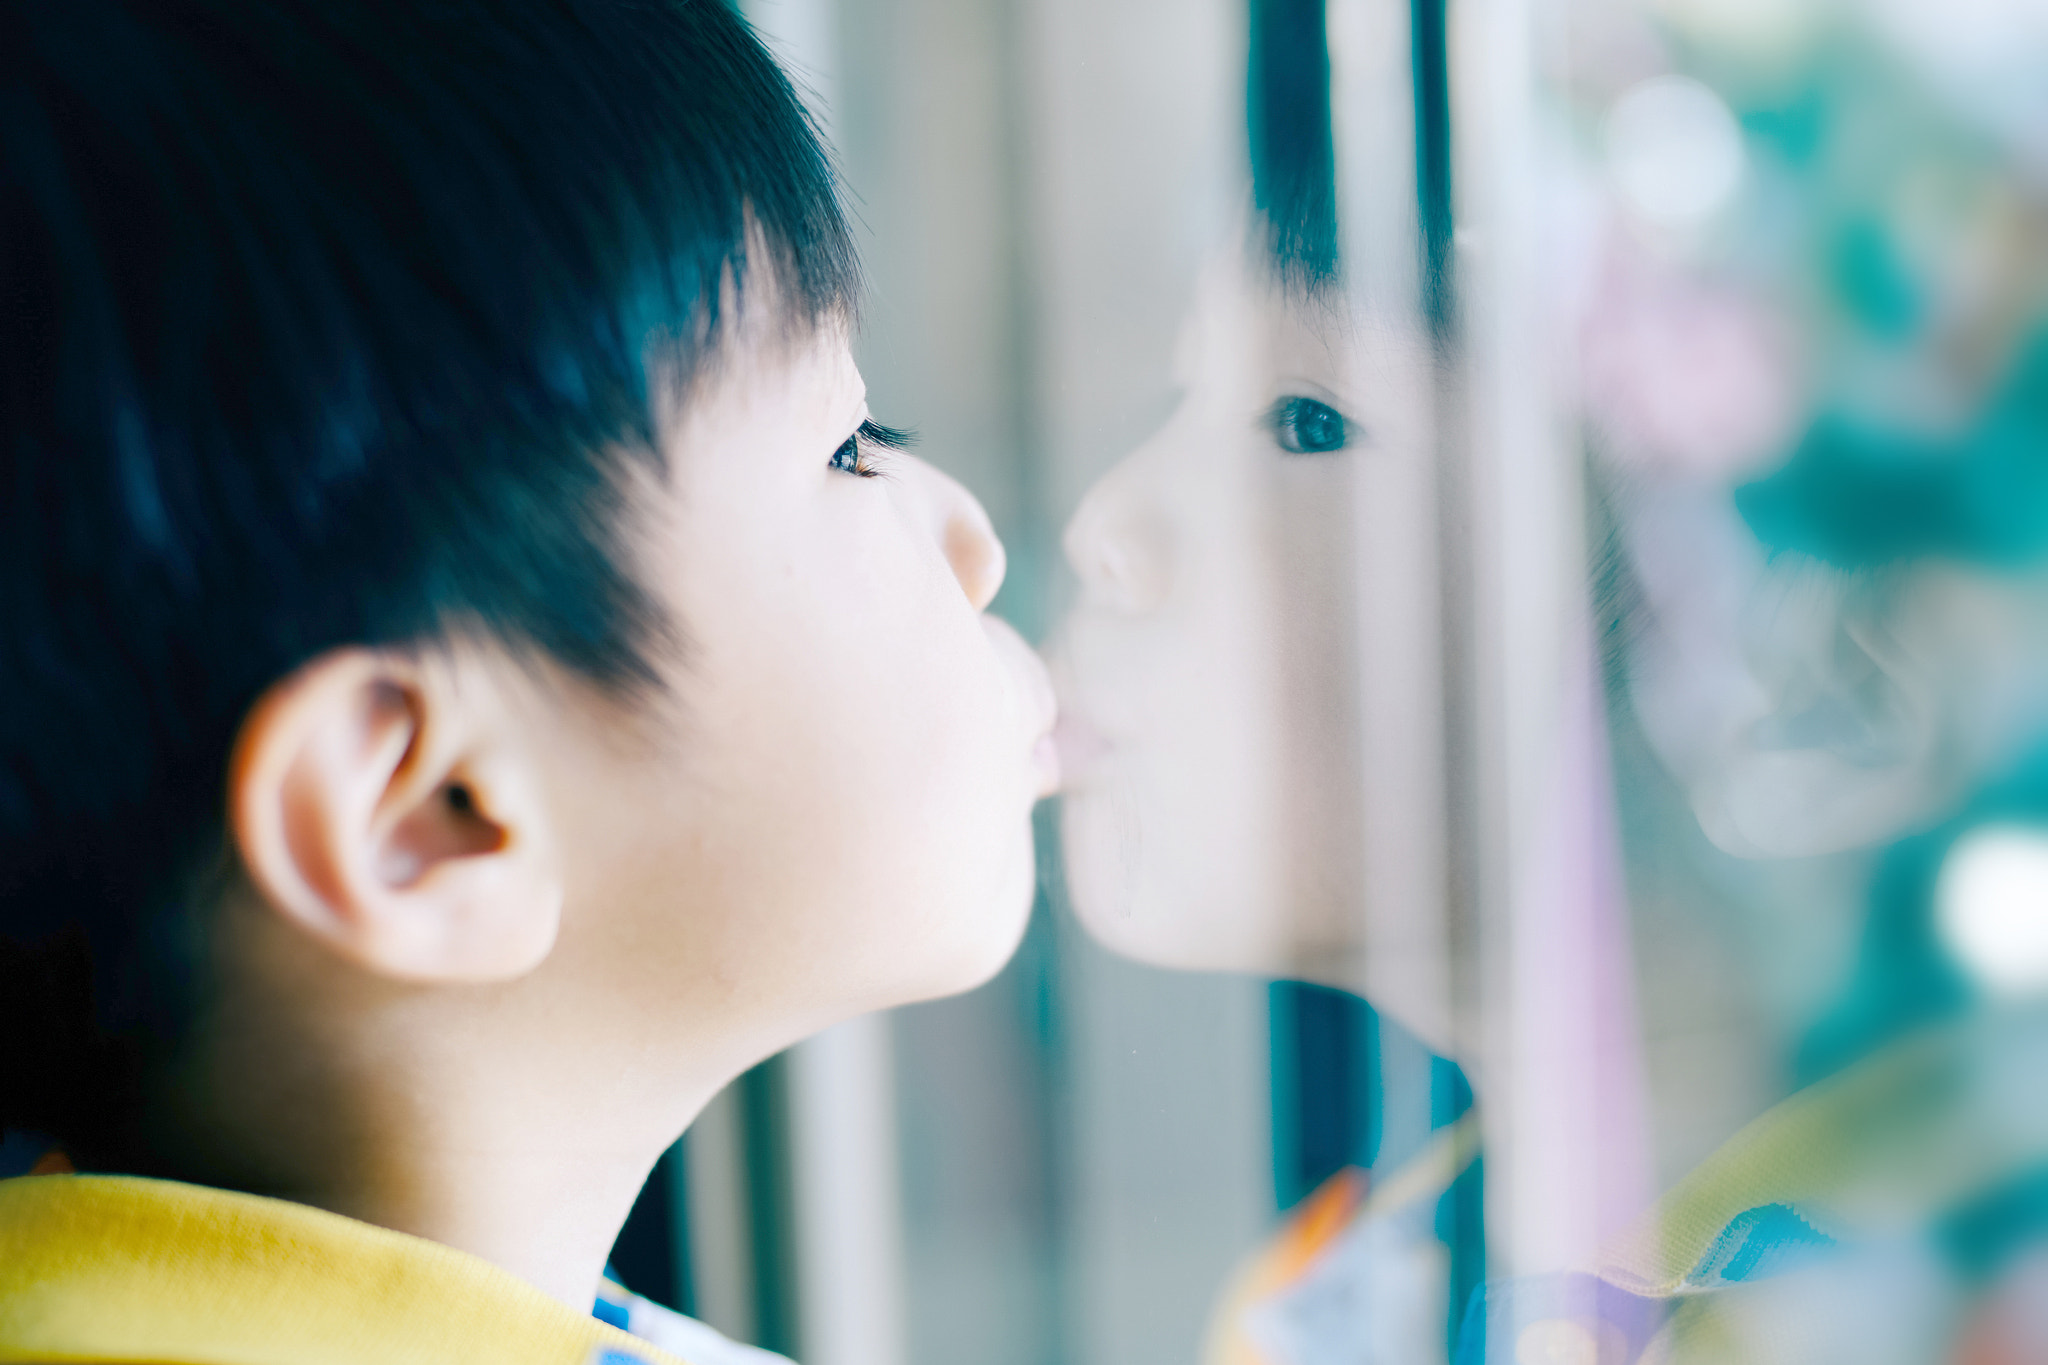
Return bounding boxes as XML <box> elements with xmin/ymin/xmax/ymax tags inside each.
<box><xmin>1052</xmin><ymin>713</ymin><xmax>1112</xmax><ymax>784</ymax></box>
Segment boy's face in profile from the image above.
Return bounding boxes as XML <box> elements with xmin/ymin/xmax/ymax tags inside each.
<box><xmin>510</xmin><ymin>304</ymin><xmax>1057</xmax><ymax>1053</ymax></box>
<box><xmin>572</xmin><ymin>307</ymin><xmax>1060</xmax><ymax>1043</ymax></box>
<box><xmin>222</xmin><ymin>290</ymin><xmax>1058</xmax><ymax>1129</ymax></box>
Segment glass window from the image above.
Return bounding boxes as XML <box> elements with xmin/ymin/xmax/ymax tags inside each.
<box><xmin>607</xmin><ymin>2</ymin><xmax>2048</xmax><ymax>1361</ymax></box>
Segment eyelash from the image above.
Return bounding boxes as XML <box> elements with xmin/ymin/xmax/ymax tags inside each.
<box><xmin>830</xmin><ymin>420</ymin><xmax>917</xmax><ymax>478</ymax></box>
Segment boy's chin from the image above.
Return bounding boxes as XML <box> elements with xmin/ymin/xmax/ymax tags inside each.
<box><xmin>897</xmin><ymin>831</ymin><xmax>1040</xmax><ymax>1004</ymax></box>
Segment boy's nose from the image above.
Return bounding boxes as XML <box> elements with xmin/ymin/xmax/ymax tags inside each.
<box><xmin>906</xmin><ymin>455</ymin><xmax>1007</xmax><ymax>611</ymax></box>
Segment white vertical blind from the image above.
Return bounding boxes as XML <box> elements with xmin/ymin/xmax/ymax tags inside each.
<box><xmin>788</xmin><ymin>1016</ymin><xmax>910</xmax><ymax>1365</ymax></box>
<box><xmin>1450</xmin><ymin>0</ymin><xmax>1654</xmax><ymax>1278</ymax></box>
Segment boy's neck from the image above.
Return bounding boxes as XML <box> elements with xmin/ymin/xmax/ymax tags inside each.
<box><xmin>157</xmin><ymin>1038</ymin><xmax>723</xmax><ymax>1312</ymax></box>
<box><xmin>151</xmin><ymin>901</ymin><xmax>735</xmax><ymax>1314</ymax></box>
<box><xmin>304</xmin><ymin>1127</ymin><xmax>693</xmax><ymax>1311</ymax></box>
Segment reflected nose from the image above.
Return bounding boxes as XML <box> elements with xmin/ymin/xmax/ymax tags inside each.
<box><xmin>1063</xmin><ymin>458</ymin><xmax>1171</xmax><ymax>614</ymax></box>
<box><xmin>905</xmin><ymin>455</ymin><xmax>1007</xmax><ymax>611</ymax></box>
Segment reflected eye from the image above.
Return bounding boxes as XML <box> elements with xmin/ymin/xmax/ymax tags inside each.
<box><xmin>1267</xmin><ymin>396</ymin><xmax>1349</xmax><ymax>455</ymax></box>
<box><xmin>830</xmin><ymin>419</ymin><xmax>917</xmax><ymax>478</ymax></box>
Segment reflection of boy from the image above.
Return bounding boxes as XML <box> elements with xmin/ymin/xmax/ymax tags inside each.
<box><xmin>0</xmin><ymin>3</ymin><xmax>1056</xmax><ymax>1361</ymax></box>
<box><xmin>1082</xmin><ymin>5</ymin><xmax>2048</xmax><ymax>1364</ymax></box>
<box><xmin>1056</xmin><ymin>5</ymin><xmax>1484</xmax><ymax>1364</ymax></box>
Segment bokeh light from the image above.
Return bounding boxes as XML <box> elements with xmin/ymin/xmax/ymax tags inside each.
<box><xmin>1602</xmin><ymin>75</ymin><xmax>1746</xmax><ymax>228</ymax></box>
<box><xmin>1937</xmin><ymin>826</ymin><xmax>2048</xmax><ymax>996</ymax></box>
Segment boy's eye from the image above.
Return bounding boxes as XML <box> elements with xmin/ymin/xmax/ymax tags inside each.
<box><xmin>829</xmin><ymin>419</ymin><xmax>917</xmax><ymax>478</ymax></box>
<box><xmin>1268</xmin><ymin>395</ymin><xmax>1350</xmax><ymax>455</ymax></box>
<box><xmin>829</xmin><ymin>434</ymin><xmax>870</xmax><ymax>476</ymax></box>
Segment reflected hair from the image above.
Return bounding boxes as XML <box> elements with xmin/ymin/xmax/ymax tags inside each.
<box><xmin>1248</xmin><ymin>0</ymin><xmax>1340</xmax><ymax>293</ymax></box>
<box><xmin>0</xmin><ymin>0</ymin><xmax>856</xmax><ymax>1163</ymax></box>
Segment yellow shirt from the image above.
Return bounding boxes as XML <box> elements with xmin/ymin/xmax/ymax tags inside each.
<box><xmin>0</xmin><ymin>1173</ymin><xmax>693</xmax><ymax>1365</ymax></box>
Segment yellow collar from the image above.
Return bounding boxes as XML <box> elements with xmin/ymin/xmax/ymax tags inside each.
<box><xmin>0</xmin><ymin>1174</ymin><xmax>689</xmax><ymax>1365</ymax></box>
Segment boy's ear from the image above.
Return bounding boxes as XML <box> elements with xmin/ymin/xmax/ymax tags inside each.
<box><xmin>228</xmin><ymin>648</ymin><xmax>564</xmax><ymax>982</ymax></box>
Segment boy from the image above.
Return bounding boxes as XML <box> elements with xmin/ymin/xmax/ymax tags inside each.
<box><xmin>0</xmin><ymin>2</ymin><xmax>1059</xmax><ymax>1361</ymax></box>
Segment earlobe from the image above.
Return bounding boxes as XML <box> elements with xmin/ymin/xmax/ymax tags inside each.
<box><xmin>229</xmin><ymin>649</ymin><xmax>564</xmax><ymax>982</ymax></box>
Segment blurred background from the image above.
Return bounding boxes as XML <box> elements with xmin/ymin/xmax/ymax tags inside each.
<box><xmin>610</xmin><ymin>1</ymin><xmax>2048</xmax><ymax>1362</ymax></box>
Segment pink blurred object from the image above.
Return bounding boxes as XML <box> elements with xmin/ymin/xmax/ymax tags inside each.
<box><xmin>1579</xmin><ymin>237</ymin><xmax>1801</xmax><ymax>479</ymax></box>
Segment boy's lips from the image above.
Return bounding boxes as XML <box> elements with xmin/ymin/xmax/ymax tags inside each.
<box><xmin>981</xmin><ymin>615</ymin><xmax>1060</xmax><ymax>794</ymax></box>
<box><xmin>1032</xmin><ymin>731</ymin><xmax>1061</xmax><ymax>797</ymax></box>
<box><xmin>1023</xmin><ymin>662</ymin><xmax>1060</xmax><ymax>797</ymax></box>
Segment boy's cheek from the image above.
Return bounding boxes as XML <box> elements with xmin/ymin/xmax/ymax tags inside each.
<box><xmin>595</xmin><ymin>481</ymin><xmax>1036</xmax><ymax>987</ymax></box>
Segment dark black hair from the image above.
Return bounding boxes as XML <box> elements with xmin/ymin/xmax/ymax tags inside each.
<box><xmin>0</xmin><ymin>0</ymin><xmax>857</xmax><ymax>1164</ymax></box>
